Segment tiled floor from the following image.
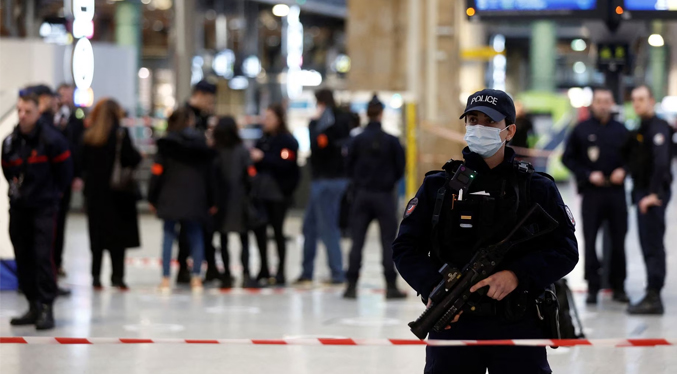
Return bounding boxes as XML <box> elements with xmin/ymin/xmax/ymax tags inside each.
<box><xmin>0</xmin><ymin>181</ymin><xmax>676</xmax><ymax>374</ymax></box>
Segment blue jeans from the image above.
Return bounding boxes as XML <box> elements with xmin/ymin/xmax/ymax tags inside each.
<box><xmin>301</xmin><ymin>179</ymin><xmax>348</xmax><ymax>282</ymax></box>
<box><xmin>162</xmin><ymin>221</ymin><xmax>204</xmax><ymax>277</ymax></box>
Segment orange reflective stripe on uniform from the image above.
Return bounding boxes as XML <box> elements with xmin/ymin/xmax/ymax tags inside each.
<box><xmin>51</xmin><ymin>150</ymin><xmax>71</xmax><ymax>163</ymax></box>
<box><xmin>151</xmin><ymin>163</ymin><xmax>164</xmax><ymax>176</ymax></box>
<box><xmin>317</xmin><ymin>134</ymin><xmax>328</xmax><ymax>149</ymax></box>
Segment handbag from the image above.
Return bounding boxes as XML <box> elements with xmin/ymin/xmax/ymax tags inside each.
<box><xmin>110</xmin><ymin>127</ymin><xmax>135</xmax><ymax>193</ymax></box>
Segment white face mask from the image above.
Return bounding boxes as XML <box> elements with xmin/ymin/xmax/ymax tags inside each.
<box><xmin>464</xmin><ymin>125</ymin><xmax>508</xmax><ymax>158</ymax></box>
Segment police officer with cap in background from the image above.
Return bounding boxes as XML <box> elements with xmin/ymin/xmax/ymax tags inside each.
<box><xmin>562</xmin><ymin>87</ymin><xmax>629</xmax><ymax>305</ymax></box>
<box><xmin>343</xmin><ymin>95</ymin><xmax>406</xmax><ymax>300</ymax></box>
<box><xmin>2</xmin><ymin>90</ymin><xmax>73</xmax><ymax>330</ymax></box>
<box><xmin>624</xmin><ymin>84</ymin><xmax>673</xmax><ymax>315</ymax></box>
<box><xmin>393</xmin><ymin>89</ymin><xmax>578</xmax><ymax>373</ymax></box>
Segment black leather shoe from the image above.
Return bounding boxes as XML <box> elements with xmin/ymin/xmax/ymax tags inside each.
<box><xmin>176</xmin><ymin>268</ymin><xmax>191</xmax><ymax>285</ymax></box>
<box><xmin>57</xmin><ymin>287</ymin><xmax>72</xmax><ymax>297</ymax></box>
<box><xmin>385</xmin><ymin>283</ymin><xmax>407</xmax><ymax>300</ymax></box>
<box><xmin>220</xmin><ymin>276</ymin><xmax>234</xmax><ymax>289</ymax></box>
<box><xmin>93</xmin><ymin>279</ymin><xmax>103</xmax><ymax>291</ymax></box>
<box><xmin>612</xmin><ymin>289</ymin><xmax>630</xmax><ymax>303</ymax></box>
<box><xmin>272</xmin><ymin>274</ymin><xmax>286</xmax><ymax>287</ymax></box>
<box><xmin>35</xmin><ymin>304</ymin><xmax>55</xmax><ymax>330</ymax></box>
<box><xmin>343</xmin><ymin>282</ymin><xmax>357</xmax><ymax>299</ymax></box>
<box><xmin>628</xmin><ymin>290</ymin><xmax>664</xmax><ymax>315</ymax></box>
<box><xmin>10</xmin><ymin>303</ymin><xmax>39</xmax><ymax>326</ymax></box>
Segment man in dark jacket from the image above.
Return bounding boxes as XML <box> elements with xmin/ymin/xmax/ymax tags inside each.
<box><xmin>393</xmin><ymin>89</ymin><xmax>578</xmax><ymax>373</ymax></box>
<box><xmin>2</xmin><ymin>92</ymin><xmax>74</xmax><ymax>330</ymax></box>
<box><xmin>51</xmin><ymin>83</ymin><xmax>85</xmax><ymax>277</ymax></box>
<box><xmin>343</xmin><ymin>95</ymin><xmax>406</xmax><ymax>299</ymax></box>
<box><xmin>562</xmin><ymin>87</ymin><xmax>629</xmax><ymax>304</ymax></box>
<box><xmin>623</xmin><ymin>85</ymin><xmax>674</xmax><ymax>315</ymax></box>
<box><xmin>176</xmin><ymin>80</ymin><xmax>218</xmax><ymax>284</ymax></box>
<box><xmin>295</xmin><ymin>89</ymin><xmax>351</xmax><ymax>285</ymax></box>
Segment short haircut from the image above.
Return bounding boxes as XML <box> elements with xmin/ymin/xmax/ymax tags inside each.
<box><xmin>57</xmin><ymin>83</ymin><xmax>74</xmax><ymax>91</ymax></box>
<box><xmin>192</xmin><ymin>80</ymin><xmax>217</xmax><ymax>95</ymax></box>
<box><xmin>592</xmin><ymin>86</ymin><xmax>613</xmax><ymax>97</ymax></box>
<box><xmin>633</xmin><ymin>84</ymin><xmax>654</xmax><ymax>99</ymax></box>
<box><xmin>19</xmin><ymin>93</ymin><xmax>39</xmax><ymax>106</ymax></box>
<box><xmin>367</xmin><ymin>94</ymin><xmax>384</xmax><ymax>120</ymax></box>
<box><xmin>315</xmin><ymin>89</ymin><xmax>336</xmax><ymax>108</ymax></box>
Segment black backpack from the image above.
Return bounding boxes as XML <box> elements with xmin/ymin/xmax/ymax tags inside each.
<box><xmin>554</xmin><ymin>278</ymin><xmax>586</xmax><ymax>339</ymax></box>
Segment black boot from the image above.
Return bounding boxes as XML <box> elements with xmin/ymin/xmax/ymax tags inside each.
<box><xmin>204</xmin><ymin>267</ymin><xmax>222</xmax><ymax>284</ymax></box>
<box><xmin>612</xmin><ymin>289</ymin><xmax>630</xmax><ymax>303</ymax></box>
<box><xmin>176</xmin><ymin>267</ymin><xmax>191</xmax><ymax>285</ymax></box>
<box><xmin>385</xmin><ymin>282</ymin><xmax>407</xmax><ymax>300</ymax></box>
<box><xmin>111</xmin><ymin>277</ymin><xmax>129</xmax><ymax>291</ymax></box>
<box><xmin>343</xmin><ymin>281</ymin><xmax>357</xmax><ymax>299</ymax></box>
<box><xmin>10</xmin><ymin>302</ymin><xmax>39</xmax><ymax>326</ymax></box>
<box><xmin>628</xmin><ymin>290</ymin><xmax>664</xmax><ymax>315</ymax></box>
<box><xmin>35</xmin><ymin>304</ymin><xmax>55</xmax><ymax>330</ymax></box>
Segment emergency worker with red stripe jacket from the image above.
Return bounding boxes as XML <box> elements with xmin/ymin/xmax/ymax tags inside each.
<box><xmin>2</xmin><ymin>92</ymin><xmax>73</xmax><ymax>330</ymax></box>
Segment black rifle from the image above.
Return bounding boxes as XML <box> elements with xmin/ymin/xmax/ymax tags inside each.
<box><xmin>409</xmin><ymin>203</ymin><xmax>559</xmax><ymax>340</ymax></box>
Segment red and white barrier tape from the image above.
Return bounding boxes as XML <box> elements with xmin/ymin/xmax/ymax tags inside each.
<box><xmin>1</xmin><ymin>337</ymin><xmax>675</xmax><ymax>347</ymax></box>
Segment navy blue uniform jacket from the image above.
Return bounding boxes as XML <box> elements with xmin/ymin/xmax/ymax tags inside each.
<box><xmin>347</xmin><ymin>121</ymin><xmax>405</xmax><ymax>192</ymax></box>
<box><xmin>562</xmin><ymin>117</ymin><xmax>628</xmax><ymax>192</ymax></box>
<box><xmin>393</xmin><ymin>147</ymin><xmax>578</xmax><ymax>300</ymax></box>
<box><xmin>2</xmin><ymin>119</ymin><xmax>73</xmax><ymax>209</ymax></box>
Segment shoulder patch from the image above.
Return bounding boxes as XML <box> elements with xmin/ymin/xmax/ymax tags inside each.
<box><xmin>565</xmin><ymin>205</ymin><xmax>576</xmax><ymax>228</ymax></box>
<box><xmin>654</xmin><ymin>133</ymin><xmax>665</xmax><ymax>146</ymax></box>
<box><xmin>404</xmin><ymin>198</ymin><xmax>419</xmax><ymax>218</ymax></box>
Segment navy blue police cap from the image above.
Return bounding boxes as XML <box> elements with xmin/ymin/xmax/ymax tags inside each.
<box><xmin>460</xmin><ymin>89</ymin><xmax>516</xmax><ymax>124</ymax></box>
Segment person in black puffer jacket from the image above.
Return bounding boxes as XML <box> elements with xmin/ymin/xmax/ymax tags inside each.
<box><xmin>250</xmin><ymin>104</ymin><xmax>300</xmax><ymax>286</ymax></box>
<box><xmin>148</xmin><ymin>108</ymin><xmax>216</xmax><ymax>293</ymax></box>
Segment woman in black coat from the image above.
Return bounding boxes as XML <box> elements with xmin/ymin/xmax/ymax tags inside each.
<box><xmin>148</xmin><ymin>108</ymin><xmax>216</xmax><ymax>293</ymax></box>
<box><xmin>82</xmin><ymin>99</ymin><xmax>142</xmax><ymax>290</ymax></box>
<box><xmin>250</xmin><ymin>104</ymin><xmax>300</xmax><ymax>286</ymax></box>
<box><xmin>212</xmin><ymin>117</ymin><xmax>259</xmax><ymax>289</ymax></box>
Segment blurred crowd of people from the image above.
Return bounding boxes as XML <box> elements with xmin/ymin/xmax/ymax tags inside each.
<box><xmin>3</xmin><ymin>82</ymin><xmax>407</xmax><ymax>329</ymax></box>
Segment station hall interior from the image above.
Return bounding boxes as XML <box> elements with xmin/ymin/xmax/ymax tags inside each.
<box><xmin>1</xmin><ymin>0</ymin><xmax>677</xmax><ymax>373</ymax></box>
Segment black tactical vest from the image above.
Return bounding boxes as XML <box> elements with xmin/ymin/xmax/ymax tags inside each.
<box><xmin>430</xmin><ymin>159</ymin><xmax>535</xmax><ymax>267</ymax></box>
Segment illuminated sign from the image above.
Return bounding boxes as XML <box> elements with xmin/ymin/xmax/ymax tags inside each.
<box><xmin>622</xmin><ymin>0</ymin><xmax>677</xmax><ymax>18</ymax></box>
<box><xmin>475</xmin><ymin>0</ymin><xmax>597</xmax><ymax>10</ymax></box>
<box><xmin>70</xmin><ymin>0</ymin><xmax>95</xmax><ymax>107</ymax></box>
<box><xmin>625</xmin><ymin>0</ymin><xmax>677</xmax><ymax>10</ymax></box>
<box><xmin>286</xmin><ymin>5</ymin><xmax>304</xmax><ymax>99</ymax></box>
<box><xmin>467</xmin><ymin>0</ymin><xmax>605</xmax><ymax>18</ymax></box>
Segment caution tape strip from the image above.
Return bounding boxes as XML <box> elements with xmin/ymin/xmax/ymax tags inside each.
<box><xmin>1</xmin><ymin>337</ymin><xmax>675</xmax><ymax>347</ymax></box>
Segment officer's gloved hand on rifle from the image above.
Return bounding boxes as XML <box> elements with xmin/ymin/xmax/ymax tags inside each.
<box><xmin>428</xmin><ymin>270</ymin><xmax>519</xmax><ymax>328</ymax></box>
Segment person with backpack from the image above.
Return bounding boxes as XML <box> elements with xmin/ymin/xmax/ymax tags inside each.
<box><xmin>393</xmin><ymin>89</ymin><xmax>578</xmax><ymax>373</ymax></box>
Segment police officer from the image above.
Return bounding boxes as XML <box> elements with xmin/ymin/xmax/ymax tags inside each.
<box><xmin>30</xmin><ymin>85</ymin><xmax>58</xmax><ymax>127</ymax></box>
<box><xmin>2</xmin><ymin>92</ymin><xmax>73</xmax><ymax>330</ymax></box>
<box><xmin>393</xmin><ymin>89</ymin><xmax>578</xmax><ymax>373</ymax></box>
<box><xmin>343</xmin><ymin>95</ymin><xmax>406</xmax><ymax>300</ymax></box>
<box><xmin>624</xmin><ymin>85</ymin><xmax>673</xmax><ymax>315</ymax></box>
<box><xmin>562</xmin><ymin>87</ymin><xmax>629</xmax><ymax>304</ymax></box>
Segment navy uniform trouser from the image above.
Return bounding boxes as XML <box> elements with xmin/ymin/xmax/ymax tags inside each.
<box><xmin>9</xmin><ymin>206</ymin><xmax>58</xmax><ymax>305</ymax></box>
<box><xmin>346</xmin><ymin>189</ymin><xmax>398</xmax><ymax>283</ymax></box>
<box><xmin>634</xmin><ymin>189</ymin><xmax>671</xmax><ymax>292</ymax></box>
<box><xmin>425</xmin><ymin>314</ymin><xmax>551</xmax><ymax>374</ymax></box>
<box><xmin>581</xmin><ymin>188</ymin><xmax>628</xmax><ymax>291</ymax></box>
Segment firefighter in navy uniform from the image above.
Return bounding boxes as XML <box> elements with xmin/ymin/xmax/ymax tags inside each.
<box><xmin>562</xmin><ymin>88</ymin><xmax>629</xmax><ymax>305</ymax></box>
<box><xmin>624</xmin><ymin>85</ymin><xmax>674</xmax><ymax>315</ymax></box>
<box><xmin>2</xmin><ymin>92</ymin><xmax>73</xmax><ymax>330</ymax></box>
<box><xmin>393</xmin><ymin>89</ymin><xmax>578</xmax><ymax>374</ymax></box>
